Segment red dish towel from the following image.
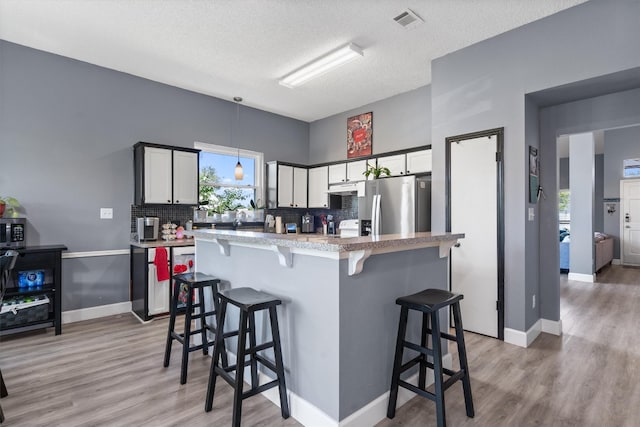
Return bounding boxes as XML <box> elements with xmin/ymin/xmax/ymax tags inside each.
<box><xmin>154</xmin><ymin>247</ymin><xmax>170</xmax><ymax>281</ymax></box>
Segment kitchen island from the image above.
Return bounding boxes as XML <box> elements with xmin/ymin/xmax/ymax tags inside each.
<box><xmin>189</xmin><ymin>229</ymin><xmax>463</xmax><ymax>427</ymax></box>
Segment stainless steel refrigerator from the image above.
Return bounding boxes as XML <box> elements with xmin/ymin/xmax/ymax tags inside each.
<box><xmin>358</xmin><ymin>175</ymin><xmax>431</xmax><ymax>235</ymax></box>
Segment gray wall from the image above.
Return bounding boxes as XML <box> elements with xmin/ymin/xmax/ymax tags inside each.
<box><xmin>539</xmin><ymin>88</ymin><xmax>640</xmax><ymax>322</ymax></box>
<box><xmin>430</xmin><ymin>0</ymin><xmax>640</xmax><ymax>332</ymax></box>
<box><xmin>309</xmin><ymin>85</ymin><xmax>431</xmax><ymax>164</ymax></box>
<box><xmin>569</xmin><ymin>133</ymin><xmax>595</xmax><ymax>275</ymax></box>
<box><xmin>559</xmin><ymin>153</ymin><xmax>604</xmax><ymax>233</ymax></box>
<box><xmin>603</xmin><ymin>125</ymin><xmax>640</xmax><ymax>258</ymax></box>
<box><xmin>0</xmin><ymin>40</ymin><xmax>309</xmax><ymax>310</ymax></box>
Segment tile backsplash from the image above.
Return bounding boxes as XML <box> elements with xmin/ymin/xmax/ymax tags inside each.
<box><xmin>130</xmin><ymin>205</ymin><xmax>194</xmax><ymax>232</ymax></box>
<box><xmin>265</xmin><ymin>195</ymin><xmax>358</xmax><ymax>233</ymax></box>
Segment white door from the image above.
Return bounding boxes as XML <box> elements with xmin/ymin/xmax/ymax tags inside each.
<box><xmin>277</xmin><ymin>165</ymin><xmax>294</xmax><ymax>207</ymax></box>
<box><xmin>173</xmin><ymin>150</ymin><xmax>199</xmax><ymax>205</ymax></box>
<box><xmin>308</xmin><ymin>166</ymin><xmax>329</xmax><ymax>208</ymax></box>
<box><xmin>406</xmin><ymin>149</ymin><xmax>432</xmax><ymax>174</ymax></box>
<box><xmin>144</xmin><ymin>147</ymin><xmax>172</xmax><ymax>204</ymax></box>
<box><xmin>450</xmin><ymin>135</ymin><xmax>499</xmax><ymax>337</ymax></box>
<box><xmin>376</xmin><ymin>154</ymin><xmax>406</xmax><ymax>176</ymax></box>
<box><xmin>621</xmin><ymin>179</ymin><xmax>640</xmax><ymax>266</ymax></box>
<box><xmin>293</xmin><ymin>167</ymin><xmax>308</xmax><ymax>208</ymax></box>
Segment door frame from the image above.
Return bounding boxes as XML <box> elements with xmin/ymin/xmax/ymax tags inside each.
<box><xmin>446</xmin><ymin>127</ymin><xmax>505</xmax><ymax>340</ymax></box>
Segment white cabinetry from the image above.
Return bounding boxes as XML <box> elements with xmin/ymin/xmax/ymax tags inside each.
<box><xmin>346</xmin><ymin>159</ymin><xmax>369</xmax><ymax>182</ymax></box>
<box><xmin>293</xmin><ymin>166</ymin><xmax>308</xmax><ymax>208</ymax></box>
<box><xmin>143</xmin><ymin>147</ymin><xmax>173</xmax><ymax>204</ymax></box>
<box><xmin>268</xmin><ymin>162</ymin><xmax>308</xmax><ymax>208</ymax></box>
<box><xmin>172</xmin><ymin>150</ymin><xmax>199</xmax><ymax>204</ymax></box>
<box><xmin>376</xmin><ymin>154</ymin><xmax>406</xmax><ymax>177</ymax></box>
<box><xmin>135</xmin><ymin>142</ymin><xmax>200</xmax><ymax>205</ymax></box>
<box><xmin>328</xmin><ymin>163</ymin><xmax>347</xmax><ymax>184</ymax></box>
<box><xmin>308</xmin><ymin>166</ymin><xmax>329</xmax><ymax>208</ymax></box>
<box><xmin>406</xmin><ymin>149</ymin><xmax>432</xmax><ymax>174</ymax></box>
<box><xmin>147</xmin><ymin>248</ymin><xmax>170</xmax><ymax>316</ymax></box>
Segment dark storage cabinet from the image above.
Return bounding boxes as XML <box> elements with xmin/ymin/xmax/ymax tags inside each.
<box><xmin>0</xmin><ymin>245</ymin><xmax>66</xmax><ymax>336</ymax></box>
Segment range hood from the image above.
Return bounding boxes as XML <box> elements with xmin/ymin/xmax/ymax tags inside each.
<box><xmin>327</xmin><ymin>181</ymin><xmax>366</xmax><ymax>197</ymax></box>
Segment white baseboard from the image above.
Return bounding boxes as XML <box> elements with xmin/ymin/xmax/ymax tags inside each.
<box><xmin>505</xmin><ymin>318</ymin><xmax>563</xmax><ymax>348</ymax></box>
<box><xmin>612</xmin><ymin>258</ymin><xmax>621</xmax><ymax>265</ymax></box>
<box><xmin>568</xmin><ymin>272</ymin><xmax>595</xmax><ymax>282</ymax></box>
<box><xmin>338</xmin><ymin>353</ymin><xmax>453</xmax><ymax>427</ymax></box>
<box><xmin>62</xmin><ymin>301</ymin><xmax>132</xmax><ymax>324</ymax></box>
<box><xmin>541</xmin><ymin>318</ymin><xmax>563</xmax><ymax>336</ymax></box>
<box><xmin>229</xmin><ymin>350</ymin><xmax>454</xmax><ymax>427</ymax></box>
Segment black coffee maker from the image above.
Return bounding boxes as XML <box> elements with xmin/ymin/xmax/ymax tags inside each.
<box><xmin>301</xmin><ymin>213</ymin><xmax>314</xmax><ymax>233</ymax></box>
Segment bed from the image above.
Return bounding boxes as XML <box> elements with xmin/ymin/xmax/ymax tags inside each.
<box><xmin>559</xmin><ymin>231</ymin><xmax>614</xmax><ymax>273</ymax></box>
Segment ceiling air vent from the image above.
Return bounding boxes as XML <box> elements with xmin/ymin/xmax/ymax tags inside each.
<box><xmin>393</xmin><ymin>9</ymin><xmax>424</xmax><ymax>29</ymax></box>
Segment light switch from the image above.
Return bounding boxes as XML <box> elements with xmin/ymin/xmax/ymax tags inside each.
<box><xmin>100</xmin><ymin>208</ymin><xmax>113</xmax><ymax>219</ymax></box>
<box><xmin>528</xmin><ymin>207</ymin><xmax>535</xmax><ymax>221</ymax></box>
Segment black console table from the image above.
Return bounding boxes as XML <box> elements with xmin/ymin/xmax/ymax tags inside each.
<box><xmin>1</xmin><ymin>245</ymin><xmax>67</xmax><ymax>336</ymax></box>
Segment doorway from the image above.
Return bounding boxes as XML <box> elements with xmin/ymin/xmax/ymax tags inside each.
<box><xmin>446</xmin><ymin>128</ymin><xmax>504</xmax><ymax>339</ymax></box>
<box><xmin>621</xmin><ymin>178</ymin><xmax>640</xmax><ymax>266</ymax></box>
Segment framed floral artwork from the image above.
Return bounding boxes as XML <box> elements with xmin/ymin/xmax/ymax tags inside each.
<box><xmin>347</xmin><ymin>112</ymin><xmax>372</xmax><ymax>159</ymax></box>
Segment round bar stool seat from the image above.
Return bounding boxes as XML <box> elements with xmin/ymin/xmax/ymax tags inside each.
<box><xmin>205</xmin><ymin>287</ymin><xmax>290</xmax><ymax>427</ymax></box>
<box><xmin>163</xmin><ymin>272</ymin><xmax>223</xmax><ymax>385</ymax></box>
<box><xmin>387</xmin><ymin>288</ymin><xmax>474</xmax><ymax>427</ymax></box>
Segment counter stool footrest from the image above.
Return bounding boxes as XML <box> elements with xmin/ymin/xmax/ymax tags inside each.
<box><xmin>399</xmin><ymin>355</ymin><xmax>423</xmax><ymax>375</ymax></box>
<box><xmin>246</xmin><ymin>341</ymin><xmax>274</xmax><ymax>355</ymax></box>
<box><xmin>399</xmin><ymin>380</ymin><xmax>437</xmax><ymax>402</ymax></box>
<box><xmin>404</xmin><ymin>340</ymin><xmax>434</xmax><ymax>357</ymax></box>
<box><xmin>243</xmin><ymin>379</ymin><xmax>279</xmax><ymax>399</ymax></box>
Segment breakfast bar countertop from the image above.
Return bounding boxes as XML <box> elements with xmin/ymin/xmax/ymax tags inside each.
<box><xmin>129</xmin><ymin>238</ymin><xmax>195</xmax><ymax>249</ymax></box>
<box><xmin>186</xmin><ymin>228</ymin><xmax>464</xmax><ymax>253</ymax></box>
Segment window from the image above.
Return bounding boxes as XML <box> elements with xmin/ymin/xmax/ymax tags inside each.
<box><xmin>559</xmin><ymin>189</ymin><xmax>570</xmax><ymax>224</ymax></box>
<box><xmin>623</xmin><ymin>158</ymin><xmax>640</xmax><ymax>178</ymax></box>
<box><xmin>194</xmin><ymin>142</ymin><xmax>264</xmax><ymax>214</ymax></box>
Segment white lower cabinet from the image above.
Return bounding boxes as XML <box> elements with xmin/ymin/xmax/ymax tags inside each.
<box><xmin>147</xmin><ymin>248</ymin><xmax>170</xmax><ymax>316</ymax></box>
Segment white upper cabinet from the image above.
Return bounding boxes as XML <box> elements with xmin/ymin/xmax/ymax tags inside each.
<box><xmin>406</xmin><ymin>149</ymin><xmax>432</xmax><ymax>174</ymax></box>
<box><xmin>293</xmin><ymin>167</ymin><xmax>308</xmax><ymax>208</ymax></box>
<box><xmin>272</xmin><ymin>163</ymin><xmax>308</xmax><ymax>208</ymax></box>
<box><xmin>328</xmin><ymin>163</ymin><xmax>347</xmax><ymax>184</ymax></box>
<box><xmin>135</xmin><ymin>143</ymin><xmax>200</xmax><ymax>205</ymax></box>
<box><xmin>277</xmin><ymin>164</ymin><xmax>294</xmax><ymax>208</ymax></box>
<box><xmin>308</xmin><ymin>166</ymin><xmax>329</xmax><ymax>208</ymax></box>
<box><xmin>143</xmin><ymin>147</ymin><xmax>173</xmax><ymax>204</ymax></box>
<box><xmin>172</xmin><ymin>150</ymin><xmax>199</xmax><ymax>204</ymax></box>
<box><xmin>376</xmin><ymin>154</ymin><xmax>406</xmax><ymax>177</ymax></box>
<box><xmin>346</xmin><ymin>159</ymin><xmax>368</xmax><ymax>182</ymax></box>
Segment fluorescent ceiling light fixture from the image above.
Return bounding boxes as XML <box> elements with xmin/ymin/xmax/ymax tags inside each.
<box><xmin>279</xmin><ymin>43</ymin><xmax>364</xmax><ymax>88</ymax></box>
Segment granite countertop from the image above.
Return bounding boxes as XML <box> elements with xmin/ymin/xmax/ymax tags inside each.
<box><xmin>187</xmin><ymin>229</ymin><xmax>464</xmax><ymax>253</ymax></box>
<box><xmin>129</xmin><ymin>238</ymin><xmax>195</xmax><ymax>249</ymax></box>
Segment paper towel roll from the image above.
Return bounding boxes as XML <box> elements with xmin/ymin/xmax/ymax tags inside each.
<box><xmin>275</xmin><ymin>216</ymin><xmax>283</xmax><ymax>234</ymax></box>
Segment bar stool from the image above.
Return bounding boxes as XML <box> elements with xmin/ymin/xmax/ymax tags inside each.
<box><xmin>205</xmin><ymin>287</ymin><xmax>289</xmax><ymax>427</ymax></box>
<box><xmin>387</xmin><ymin>288</ymin><xmax>474</xmax><ymax>427</ymax></box>
<box><xmin>164</xmin><ymin>272</ymin><xmax>223</xmax><ymax>385</ymax></box>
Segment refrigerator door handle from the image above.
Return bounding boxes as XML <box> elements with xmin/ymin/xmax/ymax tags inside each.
<box><xmin>371</xmin><ymin>194</ymin><xmax>381</xmax><ymax>236</ymax></box>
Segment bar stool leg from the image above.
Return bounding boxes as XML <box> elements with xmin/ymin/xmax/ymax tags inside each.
<box><xmin>0</xmin><ymin>368</ymin><xmax>7</xmax><ymax>398</ymax></box>
<box><xmin>181</xmin><ymin>287</ymin><xmax>194</xmax><ymax>385</ymax></box>
<box><xmin>387</xmin><ymin>306</ymin><xmax>409</xmax><ymax>419</ymax></box>
<box><xmin>232</xmin><ymin>310</ymin><xmax>249</xmax><ymax>427</ymax></box>
<box><xmin>197</xmin><ymin>287</ymin><xmax>209</xmax><ymax>356</ymax></box>
<box><xmin>164</xmin><ymin>279</ymin><xmax>180</xmax><ymax>368</ymax></box>
<box><xmin>205</xmin><ymin>300</ymin><xmax>228</xmax><ymax>413</ymax></box>
<box><xmin>269</xmin><ymin>306</ymin><xmax>290</xmax><ymax>419</ymax></box>
<box><xmin>418</xmin><ymin>312</ymin><xmax>429</xmax><ymax>390</ymax></box>
<box><xmin>453</xmin><ymin>302</ymin><xmax>474</xmax><ymax>418</ymax></box>
<box><xmin>248</xmin><ymin>311</ymin><xmax>259</xmax><ymax>389</ymax></box>
<box><xmin>431</xmin><ymin>311</ymin><xmax>446</xmax><ymax>427</ymax></box>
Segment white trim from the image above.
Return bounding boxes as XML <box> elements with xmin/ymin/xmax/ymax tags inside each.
<box><xmin>62</xmin><ymin>249</ymin><xmax>129</xmax><ymax>259</ymax></box>
<box><xmin>541</xmin><ymin>318</ymin><xmax>563</xmax><ymax>336</ymax></box>
<box><xmin>612</xmin><ymin>258</ymin><xmax>621</xmax><ymax>265</ymax></box>
<box><xmin>221</xmin><ymin>349</ymin><xmax>454</xmax><ymax>426</ymax></box>
<box><xmin>504</xmin><ymin>321</ymin><xmax>541</xmax><ymax>348</ymax></box>
<box><xmin>62</xmin><ymin>301</ymin><xmax>132</xmax><ymax>324</ymax></box>
<box><xmin>568</xmin><ymin>272</ymin><xmax>595</xmax><ymax>282</ymax></box>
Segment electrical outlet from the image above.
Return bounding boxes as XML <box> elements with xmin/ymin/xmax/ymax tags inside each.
<box><xmin>532</xmin><ymin>294</ymin><xmax>536</xmax><ymax>309</ymax></box>
<box><xmin>100</xmin><ymin>208</ymin><xmax>113</xmax><ymax>219</ymax></box>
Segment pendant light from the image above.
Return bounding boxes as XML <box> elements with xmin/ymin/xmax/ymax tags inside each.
<box><xmin>233</xmin><ymin>96</ymin><xmax>244</xmax><ymax>180</ymax></box>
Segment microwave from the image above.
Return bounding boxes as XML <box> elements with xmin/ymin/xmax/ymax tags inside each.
<box><xmin>0</xmin><ymin>217</ymin><xmax>26</xmax><ymax>249</ymax></box>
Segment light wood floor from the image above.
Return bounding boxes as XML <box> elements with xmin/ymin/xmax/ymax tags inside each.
<box><xmin>1</xmin><ymin>265</ymin><xmax>639</xmax><ymax>426</ymax></box>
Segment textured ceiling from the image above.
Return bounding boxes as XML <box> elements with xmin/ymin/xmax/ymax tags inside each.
<box><xmin>0</xmin><ymin>0</ymin><xmax>587</xmax><ymax>122</ymax></box>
